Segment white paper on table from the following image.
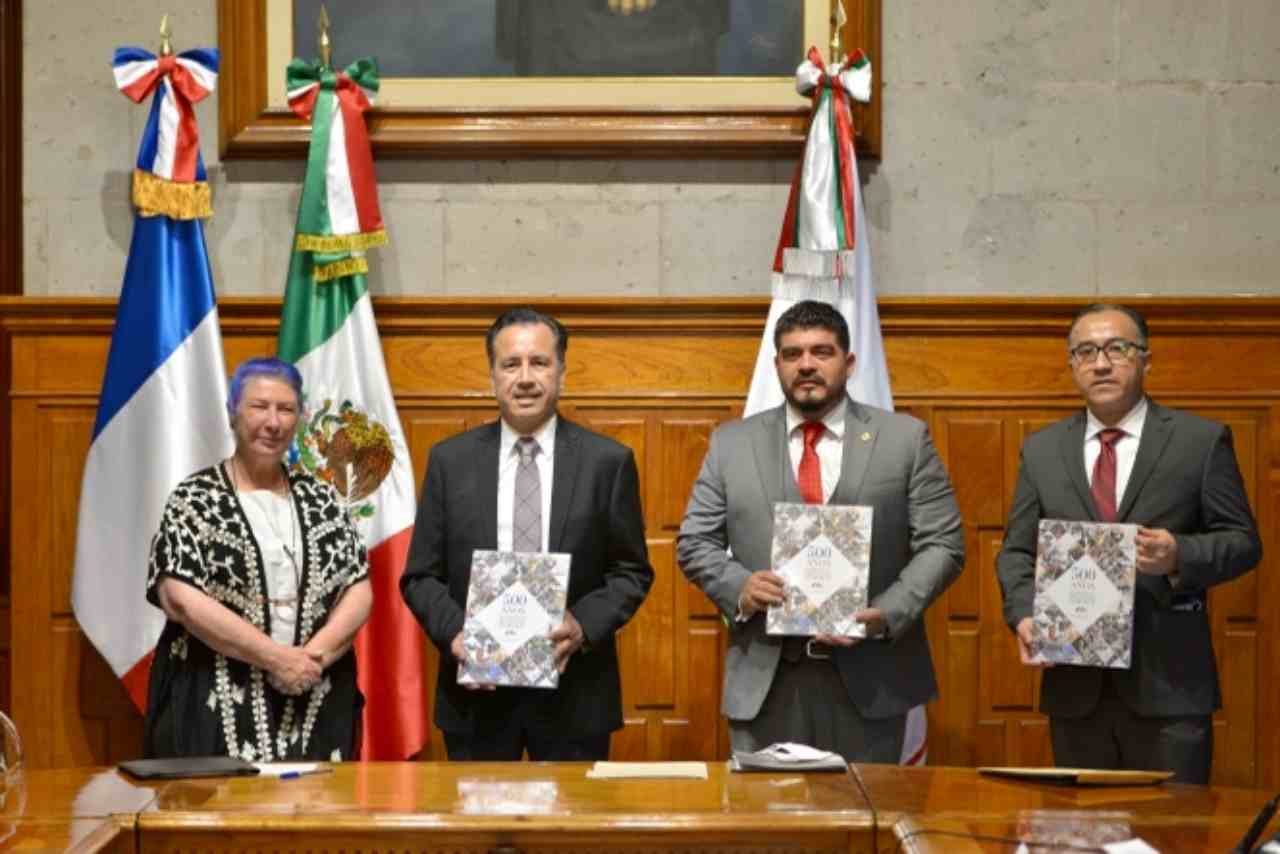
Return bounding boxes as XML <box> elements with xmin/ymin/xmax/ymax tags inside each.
<box><xmin>1102</xmin><ymin>841</ymin><xmax>1160</xmax><ymax>854</ymax></box>
<box><xmin>585</xmin><ymin>762</ymin><xmax>708</xmax><ymax>780</ymax></box>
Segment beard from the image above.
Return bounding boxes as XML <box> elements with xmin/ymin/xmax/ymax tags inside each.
<box><xmin>784</xmin><ymin>381</ymin><xmax>834</xmax><ymax>414</ymax></box>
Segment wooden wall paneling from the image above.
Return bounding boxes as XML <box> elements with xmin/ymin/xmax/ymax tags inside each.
<box><xmin>400</xmin><ymin>412</ymin><xmax>469</xmax><ymax>488</ymax></box>
<box><xmin>6</xmin><ymin>298</ymin><xmax>1280</xmax><ymax>783</ymax></box>
<box><xmin>684</xmin><ymin>623</ymin><xmax>726</xmax><ymax>761</ymax></box>
<box><xmin>981</xmin><ymin>533</ymin><xmax>1033</xmax><ymax>712</ymax></box>
<box><xmin>1215</xmin><ymin>628</ymin><xmax>1258</xmax><ymax>787</ymax></box>
<box><xmin>942</xmin><ymin>623</ymin><xmax>979</xmax><ymax>768</ymax></box>
<box><xmin>8</xmin><ymin>394</ymin><xmax>45</xmax><ymax>762</ymax></box>
<box><xmin>974</xmin><ymin>719</ymin><xmax>1006</xmax><ymax>768</ymax></box>
<box><xmin>658</xmin><ymin>414</ymin><xmax>731</xmax><ymax>621</ymax></box>
<box><xmin>1013</xmin><ymin>718</ymin><xmax>1053</xmax><ymax>767</ymax></box>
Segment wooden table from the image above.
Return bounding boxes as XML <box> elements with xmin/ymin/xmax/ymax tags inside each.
<box><xmin>0</xmin><ymin>767</ymin><xmax>160</xmax><ymax>852</ymax></box>
<box><xmin>7</xmin><ymin>763</ymin><xmax>1280</xmax><ymax>852</ymax></box>
<box><xmin>139</xmin><ymin>761</ymin><xmax>876</xmax><ymax>852</ymax></box>
<box><xmin>858</xmin><ymin>765</ymin><xmax>1280</xmax><ymax>852</ymax></box>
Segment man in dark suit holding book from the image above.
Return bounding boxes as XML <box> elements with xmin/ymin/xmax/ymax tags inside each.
<box><xmin>401</xmin><ymin>307</ymin><xmax>653</xmax><ymax>761</ymax></box>
<box><xmin>996</xmin><ymin>303</ymin><xmax>1261</xmax><ymax>783</ymax></box>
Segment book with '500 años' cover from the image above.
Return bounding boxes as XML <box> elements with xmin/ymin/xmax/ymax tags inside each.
<box><xmin>1032</xmin><ymin>520</ymin><xmax>1137</xmax><ymax>668</ymax></box>
<box><xmin>767</xmin><ymin>502</ymin><xmax>873</xmax><ymax>638</ymax></box>
<box><xmin>459</xmin><ymin>550</ymin><xmax>571</xmax><ymax>688</ymax></box>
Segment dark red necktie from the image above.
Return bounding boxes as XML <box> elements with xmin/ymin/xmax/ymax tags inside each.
<box><xmin>1090</xmin><ymin>428</ymin><xmax>1126</xmax><ymax>522</ymax></box>
<box><xmin>798</xmin><ymin>421</ymin><xmax>825</xmax><ymax>504</ymax></box>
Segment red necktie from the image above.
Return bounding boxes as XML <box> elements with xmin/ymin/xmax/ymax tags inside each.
<box><xmin>798</xmin><ymin>421</ymin><xmax>825</xmax><ymax>504</ymax></box>
<box><xmin>1090</xmin><ymin>428</ymin><xmax>1126</xmax><ymax>522</ymax></box>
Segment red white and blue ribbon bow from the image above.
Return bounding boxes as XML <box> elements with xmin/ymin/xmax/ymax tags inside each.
<box><xmin>773</xmin><ymin>47</ymin><xmax>872</xmax><ymax>273</ymax></box>
<box><xmin>113</xmin><ymin>47</ymin><xmax>217</xmax><ymax>183</ymax></box>
<box><xmin>113</xmin><ymin>46</ymin><xmax>218</xmax><ymax>219</ymax></box>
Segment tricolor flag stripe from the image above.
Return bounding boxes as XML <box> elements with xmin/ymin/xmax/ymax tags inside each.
<box><xmin>77</xmin><ymin>302</ymin><xmax>231</xmax><ymax>675</ymax></box>
<box><xmin>284</xmin><ymin>288</ymin><xmax>416</xmax><ymax>539</ymax></box>
<box><xmin>74</xmin><ymin>214</ymin><xmax>231</xmax><ymax>707</ymax></box>
<box><xmin>342</xmin><ymin>106</ymin><xmax>381</xmax><ymax>235</ymax></box>
<box><xmin>325</xmin><ymin>109</ymin><xmax>361</xmax><ymax>237</ymax></box>
<box><xmin>278</xmin><ymin>263</ymin><xmax>426</xmax><ymax>760</ymax></box>
<box><xmin>93</xmin><ymin>217</ymin><xmax>218</xmax><ymax>437</ymax></box>
<box><xmin>152</xmin><ymin>81</ymin><xmax>180</xmax><ymax>179</ymax></box>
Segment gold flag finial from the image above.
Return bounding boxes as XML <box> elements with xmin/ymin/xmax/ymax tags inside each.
<box><xmin>318</xmin><ymin>4</ymin><xmax>332</xmax><ymax>69</ymax></box>
<box><xmin>159</xmin><ymin>13</ymin><xmax>173</xmax><ymax>57</ymax></box>
<box><xmin>830</xmin><ymin>0</ymin><xmax>846</xmax><ymax>65</ymax></box>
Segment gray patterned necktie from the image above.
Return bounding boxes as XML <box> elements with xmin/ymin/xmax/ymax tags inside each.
<box><xmin>512</xmin><ymin>437</ymin><xmax>542</xmax><ymax>552</ymax></box>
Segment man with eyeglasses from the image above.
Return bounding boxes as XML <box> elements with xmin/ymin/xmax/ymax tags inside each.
<box><xmin>995</xmin><ymin>303</ymin><xmax>1260</xmax><ymax>783</ymax></box>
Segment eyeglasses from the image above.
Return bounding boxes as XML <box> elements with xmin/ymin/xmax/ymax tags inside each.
<box><xmin>1068</xmin><ymin>338</ymin><xmax>1148</xmax><ymax>365</ymax></box>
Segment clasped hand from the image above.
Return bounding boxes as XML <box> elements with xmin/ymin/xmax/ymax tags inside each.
<box><xmin>268</xmin><ymin>644</ymin><xmax>325</xmax><ymax>696</ymax></box>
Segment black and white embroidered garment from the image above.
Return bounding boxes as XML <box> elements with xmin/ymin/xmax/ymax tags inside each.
<box><xmin>143</xmin><ymin>464</ymin><xmax>367</xmax><ymax>761</ymax></box>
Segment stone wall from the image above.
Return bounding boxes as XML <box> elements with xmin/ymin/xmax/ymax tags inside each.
<box><xmin>22</xmin><ymin>1</ymin><xmax>1280</xmax><ymax>297</ymax></box>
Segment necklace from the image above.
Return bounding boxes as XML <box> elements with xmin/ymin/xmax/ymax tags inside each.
<box><xmin>227</xmin><ymin>458</ymin><xmax>301</xmax><ymax>608</ymax></box>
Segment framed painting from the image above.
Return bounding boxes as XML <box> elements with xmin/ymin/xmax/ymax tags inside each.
<box><xmin>218</xmin><ymin>0</ymin><xmax>881</xmax><ymax>159</ymax></box>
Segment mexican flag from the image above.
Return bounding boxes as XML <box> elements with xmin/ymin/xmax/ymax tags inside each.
<box><xmin>278</xmin><ymin>55</ymin><xmax>425</xmax><ymax>761</ymax></box>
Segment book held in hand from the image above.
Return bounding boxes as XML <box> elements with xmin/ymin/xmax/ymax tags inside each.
<box><xmin>767</xmin><ymin>502</ymin><xmax>872</xmax><ymax>638</ymax></box>
<box><xmin>1031</xmin><ymin>519</ymin><xmax>1138</xmax><ymax>668</ymax></box>
<box><xmin>458</xmin><ymin>550</ymin><xmax>571</xmax><ymax>689</ymax></box>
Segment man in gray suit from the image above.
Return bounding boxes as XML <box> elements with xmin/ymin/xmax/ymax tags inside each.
<box><xmin>677</xmin><ymin>300</ymin><xmax>964</xmax><ymax>762</ymax></box>
<box><xmin>996</xmin><ymin>303</ymin><xmax>1261</xmax><ymax>784</ymax></box>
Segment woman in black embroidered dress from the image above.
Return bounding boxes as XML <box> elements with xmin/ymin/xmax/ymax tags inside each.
<box><xmin>143</xmin><ymin>357</ymin><xmax>372</xmax><ymax>761</ymax></box>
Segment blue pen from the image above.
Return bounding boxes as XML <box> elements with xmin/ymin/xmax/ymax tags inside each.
<box><xmin>279</xmin><ymin>767</ymin><xmax>334</xmax><ymax>780</ymax></box>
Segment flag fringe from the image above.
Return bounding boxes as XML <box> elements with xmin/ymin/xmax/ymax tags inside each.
<box><xmin>132</xmin><ymin>169</ymin><xmax>212</xmax><ymax>220</ymax></box>
<box><xmin>313</xmin><ymin>256</ymin><xmax>369</xmax><ymax>282</ymax></box>
<box><xmin>295</xmin><ymin>229</ymin><xmax>388</xmax><ymax>254</ymax></box>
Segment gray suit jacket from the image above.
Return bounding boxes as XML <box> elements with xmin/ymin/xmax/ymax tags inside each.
<box><xmin>996</xmin><ymin>400</ymin><xmax>1261</xmax><ymax>717</ymax></box>
<box><xmin>676</xmin><ymin>399</ymin><xmax>965</xmax><ymax>722</ymax></box>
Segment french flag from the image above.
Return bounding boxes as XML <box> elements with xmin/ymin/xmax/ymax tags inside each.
<box><xmin>72</xmin><ymin>47</ymin><xmax>230</xmax><ymax>711</ymax></box>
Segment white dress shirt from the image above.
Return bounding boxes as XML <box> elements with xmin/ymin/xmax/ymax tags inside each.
<box><xmin>497</xmin><ymin>415</ymin><xmax>556</xmax><ymax>552</ymax></box>
<box><xmin>1084</xmin><ymin>397</ymin><xmax>1148</xmax><ymax>503</ymax></box>
<box><xmin>785</xmin><ymin>399</ymin><xmax>847</xmax><ymax>503</ymax></box>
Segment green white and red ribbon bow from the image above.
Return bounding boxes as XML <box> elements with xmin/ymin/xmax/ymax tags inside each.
<box><xmin>286</xmin><ymin>57</ymin><xmax>387</xmax><ymax>282</ymax></box>
<box><xmin>772</xmin><ymin>47</ymin><xmax>872</xmax><ymax>274</ymax></box>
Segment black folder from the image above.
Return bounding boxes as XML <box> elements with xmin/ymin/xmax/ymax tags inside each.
<box><xmin>118</xmin><ymin>756</ymin><xmax>261</xmax><ymax>780</ymax></box>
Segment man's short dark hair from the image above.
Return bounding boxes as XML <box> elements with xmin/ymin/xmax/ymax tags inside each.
<box><xmin>485</xmin><ymin>307</ymin><xmax>569</xmax><ymax>367</ymax></box>
<box><xmin>773</xmin><ymin>300</ymin><xmax>851</xmax><ymax>353</ymax></box>
<box><xmin>1069</xmin><ymin>303</ymin><xmax>1150</xmax><ymax>346</ymax></box>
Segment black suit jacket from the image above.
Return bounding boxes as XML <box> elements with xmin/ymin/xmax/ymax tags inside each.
<box><xmin>400</xmin><ymin>417</ymin><xmax>653</xmax><ymax>735</ymax></box>
<box><xmin>996</xmin><ymin>400</ymin><xmax>1261</xmax><ymax>718</ymax></box>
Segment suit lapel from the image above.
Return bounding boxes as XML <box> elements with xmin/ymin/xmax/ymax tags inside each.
<box><xmin>548</xmin><ymin>417</ymin><xmax>580</xmax><ymax>551</ymax></box>
<box><xmin>831</xmin><ymin>399</ymin><xmax>875</xmax><ymax>504</ymax></box>
<box><xmin>1059</xmin><ymin>412</ymin><xmax>1098</xmax><ymax>520</ymax></box>
<box><xmin>477</xmin><ymin>422</ymin><xmax>502</xmax><ymax>548</ymax></box>
<box><xmin>752</xmin><ymin>407</ymin><xmax>798</xmax><ymax>506</ymax></box>
<box><xmin>1117</xmin><ymin>401</ymin><xmax>1173</xmax><ymax>522</ymax></box>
